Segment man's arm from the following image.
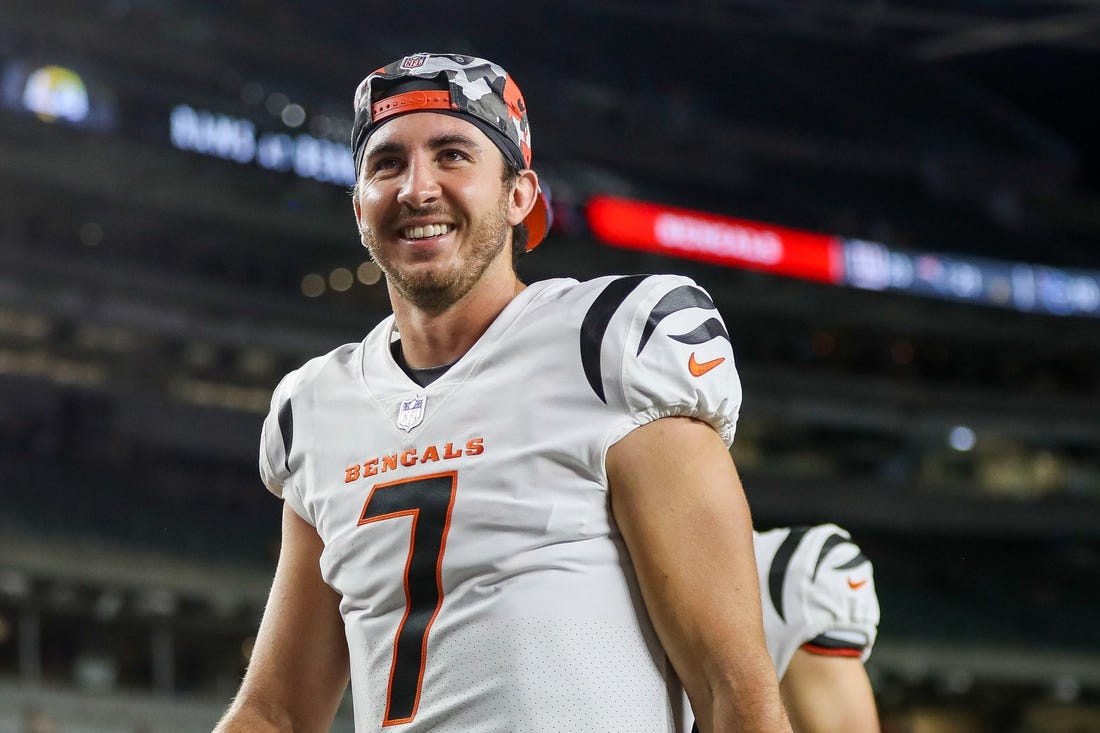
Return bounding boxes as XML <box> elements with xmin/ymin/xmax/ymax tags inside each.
<box><xmin>214</xmin><ymin>502</ymin><xmax>350</xmax><ymax>733</ymax></box>
<box><xmin>606</xmin><ymin>416</ymin><xmax>791</xmax><ymax>733</ymax></box>
<box><xmin>780</xmin><ymin>649</ymin><xmax>881</xmax><ymax>733</ymax></box>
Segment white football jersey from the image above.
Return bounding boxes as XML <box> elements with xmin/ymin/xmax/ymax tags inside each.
<box><xmin>755</xmin><ymin>523</ymin><xmax>880</xmax><ymax>678</ymax></box>
<box><xmin>258</xmin><ymin>275</ymin><xmax>741</xmax><ymax>733</ymax></box>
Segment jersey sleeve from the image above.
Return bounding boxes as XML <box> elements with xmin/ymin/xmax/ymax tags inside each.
<box><xmin>755</xmin><ymin>524</ymin><xmax>881</xmax><ymax>679</ymax></box>
<box><xmin>258</xmin><ymin>369</ymin><xmax>313</xmax><ymax>525</ymax></box>
<box><xmin>600</xmin><ymin>274</ymin><xmax>742</xmax><ymax>447</ymax></box>
<box><xmin>688</xmin><ymin>526</ymin><xmax>879</xmax><ymax>732</ymax></box>
<box><xmin>794</xmin><ymin>524</ymin><xmax>881</xmax><ymax>664</ymax></box>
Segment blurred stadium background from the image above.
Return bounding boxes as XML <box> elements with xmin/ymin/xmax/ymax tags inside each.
<box><xmin>1</xmin><ymin>1</ymin><xmax>1099</xmax><ymax>731</ymax></box>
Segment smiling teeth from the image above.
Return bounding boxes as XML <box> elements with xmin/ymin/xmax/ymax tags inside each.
<box><xmin>404</xmin><ymin>224</ymin><xmax>450</xmax><ymax>240</ymax></box>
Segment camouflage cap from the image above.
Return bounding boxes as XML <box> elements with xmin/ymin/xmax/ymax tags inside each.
<box><xmin>352</xmin><ymin>52</ymin><xmax>550</xmax><ymax>250</ymax></box>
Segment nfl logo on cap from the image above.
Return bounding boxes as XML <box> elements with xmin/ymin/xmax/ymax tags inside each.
<box><xmin>401</xmin><ymin>53</ymin><xmax>429</xmax><ymax>70</ymax></box>
<box><xmin>397</xmin><ymin>394</ymin><xmax>427</xmax><ymax>432</ymax></box>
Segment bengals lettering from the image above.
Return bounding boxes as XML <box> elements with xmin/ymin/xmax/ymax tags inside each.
<box><xmin>344</xmin><ymin>438</ymin><xmax>484</xmax><ymax>483</ymax></box>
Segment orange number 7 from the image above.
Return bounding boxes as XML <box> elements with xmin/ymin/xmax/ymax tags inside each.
<box><xmin>357</xmin><ymin>471</ymin><xmax>458</xmax><ymax>726</ymax></box>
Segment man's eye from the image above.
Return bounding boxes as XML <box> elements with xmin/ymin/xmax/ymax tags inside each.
<box><xmin>367</xmin><ymin>159</ymin><xmax>402</xmax><ymax>177</ymax></box>
<box><xmin>441</xmin><ymin>150</ymin><xmax>468</xmax><ymax>162</ymax></box>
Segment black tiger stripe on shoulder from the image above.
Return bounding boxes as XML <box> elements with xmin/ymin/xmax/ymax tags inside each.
<box><xmin>832</xmin><ymin>549</ymin><xmax>870</xmax><ymax>572</ymax></box>
<box><xmin>668</xmin><ymin>317</ymin><xmax>730</xmax><ymax>347</ymax></box>
<box><xmin>278</xmin><ymin>398</ymin><xmax>294</xmax><ymax>473</ymax></box>
<box><xmin>768</xmin><ymin>526</ymin><xmax>811</xmax><ymax>622</ymax></box>
<box><xmin>636</xmin><ymin>284</ymin><xmax>716</xmax><ymax>356</ymax></box>
<box><xmin>579</xmin><ymin>275</ymin><xmax>651</xmax><ymax>403</ymax></box>
<box><xmin>812</xmin><ymin>532</ymin><xmax>855</xmax><ymax>582</ymax></box>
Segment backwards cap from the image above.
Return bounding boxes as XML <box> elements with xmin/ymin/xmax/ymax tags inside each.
<box><xmin>351</xmin><ymin>52</ymin><xmax>551</xmax><ymax>250</ymax></box>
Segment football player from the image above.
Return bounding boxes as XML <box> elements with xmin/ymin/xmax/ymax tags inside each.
<box><xmin>214</xmin><ymin>52</ymin><xmax>790</xmax><ymax>733</ymax></box>
<box><xmin>757</xmin><ymin>524</ymin><xmax>881</xmax><ymax>733</ymax></box>
<box><xmin>685</xmin><ymin>524</ymin><xmax>881</xmax><ymax>733</ymax></box>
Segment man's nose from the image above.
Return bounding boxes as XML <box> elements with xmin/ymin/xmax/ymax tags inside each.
<box><xmin>396</xmin><ymin>156</ymin><xmax>441</xmax><ymax>209</ymax></box>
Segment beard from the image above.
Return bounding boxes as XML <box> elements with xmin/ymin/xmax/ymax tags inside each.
<box><xmin>362</xmin><ymin>191</ymin><xmax>512</xmax><ymax>315</ymax></box>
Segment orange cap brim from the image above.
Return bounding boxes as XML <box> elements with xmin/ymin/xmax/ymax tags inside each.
<box><xmin>524</xmin><ymin>186</ymin><xmax>551</xmax><ymax>251</ymax></box>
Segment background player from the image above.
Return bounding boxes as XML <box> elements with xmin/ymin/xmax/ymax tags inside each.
<box><xmin>758</xmin><ymin>524</ymin><xmax>881</xmax><ymax>733</ymax></box>
<box><xmin>685</xmin><ymin>523</ymin><xmax>881</xmax><ymax>733</ymax></box>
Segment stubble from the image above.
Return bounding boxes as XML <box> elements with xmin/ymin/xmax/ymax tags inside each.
<box><xmin>363</xmin><ymin>191</ymin><xmax>512</xmax><ymax>315</ymax></box>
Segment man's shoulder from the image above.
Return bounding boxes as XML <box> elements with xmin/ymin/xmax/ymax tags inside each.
<box><xmin>757</xmin><ymin>523</ymin><xmax>878</xmax><ymax>620</ymax></box>
<box><xmin>271</xmin><ymin>338</ymin><xmax>372</xmax><ymax>406</ymax></box>
<box><xmin>530</xmin><ymin>273</ymin><xmax>701</xmax><ymax>304</ymax></box>
<box><xmin>525</xmin><ymin>274</ymin><xmax>709</xmax><ymax>338</ymax></box>
<box><xmin>755</xmin><ymin>524</ymin><xmax>856</xmax><ymax>575</ymax></box>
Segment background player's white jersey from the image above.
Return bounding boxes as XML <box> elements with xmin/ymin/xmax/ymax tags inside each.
<box><xmin>755</xmin><ymin>523</ymin><xmax>880</xmax><ymax>678</ymax></box>
<box><xmin>258</xmin><ymin>275</ymin><xmax>741</xmax><ymax>733</ymax></box>
<box><xmin>683</xmin><ymin>524</ymin><xmax>880</xmax><ymax>732</ymax></box>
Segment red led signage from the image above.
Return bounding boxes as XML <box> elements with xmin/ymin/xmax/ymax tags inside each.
<box><xmin>586</xmin><ymin>195</ymin><xmax>843</xmax><ymax>284</ymax></box>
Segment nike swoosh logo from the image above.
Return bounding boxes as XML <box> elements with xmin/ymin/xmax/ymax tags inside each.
<box><xmin>848</xmin><ymin>578</ymin><xmax>868</xmax><ymax>590</ymax></box>
<box><xmin>688</xmin><ymin>352</ymin><xmax>725</xmax><ymax>377</ymax></box>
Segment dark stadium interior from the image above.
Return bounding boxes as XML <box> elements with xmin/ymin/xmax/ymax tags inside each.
<box><xmin>1</xmin><ymin>1</ymin><xmax>1099</xmax><ymax>730</ymax></box>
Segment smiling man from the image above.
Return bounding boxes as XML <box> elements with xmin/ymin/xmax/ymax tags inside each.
<box><xmin>214</xmin><ymin>52</ymin><xmax>790</xmax><ymax>733</ymax></box>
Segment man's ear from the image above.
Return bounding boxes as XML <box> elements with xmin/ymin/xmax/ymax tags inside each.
<box><xmin>507</xmin><ymin>169</ymin><xmax>539</xmax><ymax>227</ymax></box>
<box><xmin>352</xmin><ymin>192</ymin><xmax>366</xmax><ymax>244</ymax></box>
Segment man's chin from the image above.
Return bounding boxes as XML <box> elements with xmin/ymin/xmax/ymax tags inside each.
<box><xmin>390</xmin><ymin>271</ymin><xmax>461</xmax><ymax>311</ymax></box>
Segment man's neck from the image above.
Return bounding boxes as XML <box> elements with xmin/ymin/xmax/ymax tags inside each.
<box><xmin>390</xmin><ymin>274</ymin><xmax>525</xmax><ymax>369</ymax></box>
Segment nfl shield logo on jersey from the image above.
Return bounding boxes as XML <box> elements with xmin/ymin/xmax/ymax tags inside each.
<box><xmin>397</xmin><ymin>394</ymin><xmax>427</xmax><ymax>432</ymax></box>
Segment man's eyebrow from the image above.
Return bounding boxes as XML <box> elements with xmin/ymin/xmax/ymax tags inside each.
<box><xmin>364</xmin><ymin>133</ymin><xmax>484</xmax><ymax>161</ymax></box>
<box><xmin>364</xmin><ymin>140</ymin><xmax>405</xmax><ymax>160</ymax></box>
<box><xmin>427</xmin><ymin>133</ymin><xmax>483</xmax><ymax>151</ymax></box>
